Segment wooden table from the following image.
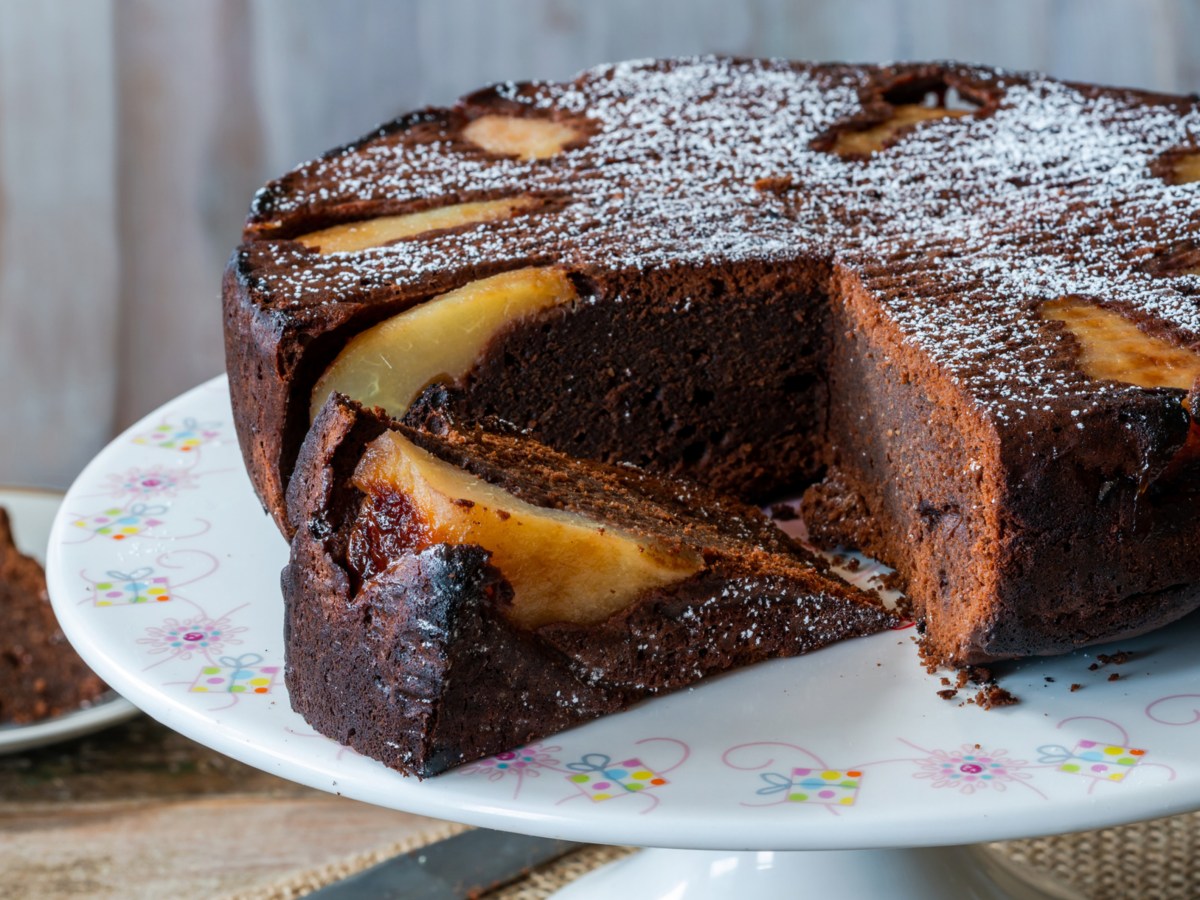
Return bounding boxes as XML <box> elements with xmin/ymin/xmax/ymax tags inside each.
<box><xmin>0</xmin><ymin>715</ymin><xmax>452</xmax><ymax>899</ymax></box>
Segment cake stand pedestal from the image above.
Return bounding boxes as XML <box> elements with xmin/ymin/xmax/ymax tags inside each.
<box><xmin>552</xmin><ymin>846</ymin><xmax>1082</xmax><ymax>899</ymax></box>
<box><xmin>46</xmin><ymin>378</ymin><xmax>1197</xmax><ymax>900</ymax></box>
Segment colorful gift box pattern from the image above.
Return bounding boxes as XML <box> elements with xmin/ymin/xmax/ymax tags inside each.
<box><xmin>565</xmin><ymin>754</ymin><xmax>668</xmax><ymax>802</ymax></box>
<box><xmin>92</xmin><ymin>568</ymin><xmax>172</xmax><ymax>606</ymax></box>
<box><xmin>189</xmin><ymin>655</ymin><xmax>281</xmax><ymax>695</ymax></box>
<box><xmin>787</xmin><ymin>768</ymin><xmax>862</xmax><ymax>806</ymax></box>
<box><xmin>134</xmin><ymin>420</ymin><xmax>219</xmax><ymax>452</ymax></box>
<box><xmin>72</xmin><ymin>505</ymin><xmax>166</xmax><ymax>540</ymax></box>
<box><xmin>1057</xmin><ymin>741</ymin><xmax>1145</xmax><ymax>782</ymax></box>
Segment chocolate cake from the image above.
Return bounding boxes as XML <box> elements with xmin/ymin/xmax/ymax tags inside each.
<box><xmin>225</xmin><ymin>57</ymin><xmax>1200</xmax><ymax>671</ymax></box>
<box><xmin>0</xmin><ymin>508</ymin><xmax>107</xmax><ymax>724</ymax></box>
<box><xmin>284</xmin><ymin>396</ymin><xmax>897</xmax><ymax>776</ymax></box>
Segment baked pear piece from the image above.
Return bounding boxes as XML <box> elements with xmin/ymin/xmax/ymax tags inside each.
<box><xmin>283</xmin><ymin>395</ymin><xmax>897</xmax><ymax>776</ymax></box>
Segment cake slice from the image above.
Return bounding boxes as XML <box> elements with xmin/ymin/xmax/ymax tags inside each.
<box><xmin>283</xmin><ymin>396</ymin><xmax>897</xmax><ymax>776</ymax></box>
<box><xmin>0</xmin><ymin>508</ymin><xmax>107</xmax><ymax>724</ymax></box>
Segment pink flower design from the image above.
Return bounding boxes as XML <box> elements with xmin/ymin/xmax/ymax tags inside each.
<box><xmin>458</xmin><ymin>744</ymin><xmax>561</xmax><ymax>782</ymax></box>
<box><xmin>911</xmin><ymin>744</ymin><xmax>1033</xmax><ymax>795</ymax></box>
<box><xmin>106</xmin><ymin>465</ymin><xmax>197</xmax><ymax>499</ymax></box>
<box><xmin>138</xmin><ymin>613</ymin><xmax>246</xmax><ymax>661</ymax></box>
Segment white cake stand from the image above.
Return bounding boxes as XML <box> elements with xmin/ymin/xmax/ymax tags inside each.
<box><xmin>46</xmin><ymin>377</ymin><xmax>1199</xmax><ymax>897</ymax></box>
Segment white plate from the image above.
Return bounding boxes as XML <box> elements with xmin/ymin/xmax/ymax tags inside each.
<box><xmin>0</xmin><ymin>488</ymin><xmax>138</xmax><ymax>754</ymax></box>
<box><xmin>46</xmin><ymin>377</ymin><xmax>1200</xmax><ymax>850</ymax></box>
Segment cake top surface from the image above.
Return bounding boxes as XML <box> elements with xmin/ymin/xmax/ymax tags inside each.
<box><xmin>237</xmin><ymin>57</ymin><xmax>1200</xmax><ymax>429</ymax></box>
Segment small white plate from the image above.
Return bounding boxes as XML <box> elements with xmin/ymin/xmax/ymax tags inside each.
<box><xmin>44</xmin><ymin>378</ymin><xmax>1200</xmax><ymax>851</ymax></box>
<box><xmin>0</xmin><ymin>488</ymin><xmax>138</xmax><ymax>755</ymax></box>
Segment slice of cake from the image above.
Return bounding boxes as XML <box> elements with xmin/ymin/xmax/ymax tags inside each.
<box><xmin>0</xmin><ymin>508</ymin><xmax>107</xmax><ymax>724</ymax></box>
<box><xmin>283</xmin><ymin>396</ymin><xmax>897</xmax><ymax>776</ymax></box>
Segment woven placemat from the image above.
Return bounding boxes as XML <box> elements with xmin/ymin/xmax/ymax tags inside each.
<box><xmin>243</xmin><ymin>812</ymin><xmax>1200</xmax><ymax>899</ymax></box>
<box><xmin>991</xmin><ymin>814</ymin><xmax>1200</xmax><ymax>900</ymax></box>
<box><xmin>229</xmin><ymin>822</ymin><xmax>470</xmax><ymax>900</ymax></box>
<box><xmin>487</xmin><ymin>814</ymin><xmax>1200</xmax><ymax>900</ymax></box>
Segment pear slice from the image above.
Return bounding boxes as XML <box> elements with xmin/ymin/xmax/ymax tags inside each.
<box><xmin>1168</xmin><ymin>152</ymin><xmax>1200</xmax><ymax>185</ymax></box>
<box><xmin>1042</xmin><ymin>297</ymin><xmax>1200</xmax><ymax>390</ymax></box>
<box><xmin>832</xmin><ymin>104</ymin><xmax>969</xmax><ymax>156</ymax></box>
<box><xmin>294</xmin><ymin>197</ymin><xmax>537</xmax><ymax>255</ymax></box>
<box><xmin>462</xmin><ymin>115</ymin><xmax>583</xmax><ymax>160</ymax></box>
<box><xmin>311</xmin><ymin>267</ymin><xmax>577</xmax><ymax>422</ymax></box>
<box><xmin>354</xmin><ymin>431</ymin><xmax>702</xmax><ymax>628</ymax></box>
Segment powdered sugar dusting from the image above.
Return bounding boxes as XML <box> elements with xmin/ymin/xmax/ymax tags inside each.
<box><xmin>241</xmin><ymin>57</ymin><xmax>1200</xmax><ymax>426</ymax></box>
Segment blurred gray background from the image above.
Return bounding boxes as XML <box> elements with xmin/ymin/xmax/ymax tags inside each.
<box><xmin>1</xmin><ymin>0</ymin><xmax>1197</xmax><ymax>488</ymax></box>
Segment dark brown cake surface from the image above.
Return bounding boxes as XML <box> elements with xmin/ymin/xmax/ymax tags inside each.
<box><xmin>227</xmin><ymin>57</ymin><xmax>1200</xmax><ymax>666</ymax></box>
<box><xmin>0</xmin><ymin>508</ymin><xmax>107</xmax><ymax>724</ymax></box>
<box><xmin>283</xmin><ymin>397</ymin><xmax>897</xmax><ymax>776</ymax></box>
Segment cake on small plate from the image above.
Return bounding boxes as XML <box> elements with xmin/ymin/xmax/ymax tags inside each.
<box><xmin>0</xmin><ymin>507</ymin><xmax>107</xmax><ymax>724</ymax></box>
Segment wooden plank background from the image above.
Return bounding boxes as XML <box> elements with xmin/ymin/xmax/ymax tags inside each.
<box><xmin>0</xmin><ymin>0</ymin><xmax>1197</xmax><ymax>488</ymax></box>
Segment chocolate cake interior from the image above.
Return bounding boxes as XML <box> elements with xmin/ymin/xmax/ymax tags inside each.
<box><xmin>428</xmin><ymin>259</ymin><xmax>835</xmax><ymax>500</ymax></box>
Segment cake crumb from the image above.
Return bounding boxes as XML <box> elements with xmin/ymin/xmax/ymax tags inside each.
<box><xmin>1070</xmin><ymin>683</ymin><xmax>1082</xmax><ymax>692</ymax></box>
<box><xmin>1107</xmin><ymin>673</ymin><xmax>1120</xmax><ymax>682</ymax></box>
<box><xmin>931</xmin><ymin>663</ymin><xmax>1019</xmax><ymax>707</ymax></box>
<box><xmin>753</xmin><ymin>174</ymin><xmax>794</xmax><ymax>193</ymax></box>
<box><xmin>972</xmin><ymin>685</ymin><xmax>1018</xmax><ymax>709</ymax></box>
<box><xmin>1044</xmin><ymin>676</ymin><xmax>1055</xmax><ymax>683</ymax></box>
<box><xmin>1087</xmin><ymin>662</ymin><xmax>1100</xmax><ymax>671</ymax></box>
<box><xmin>1097</xmin><ymin>651</ymin><xmax>1132</xmax><ymax>666</ymax></box>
